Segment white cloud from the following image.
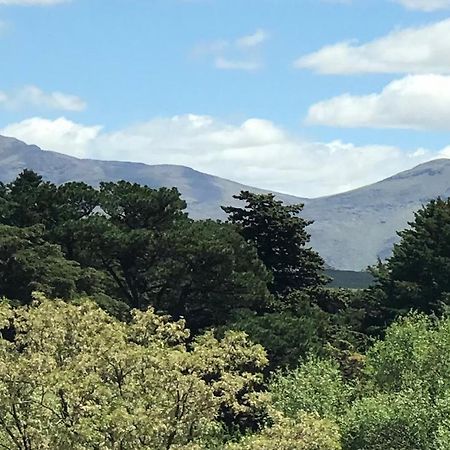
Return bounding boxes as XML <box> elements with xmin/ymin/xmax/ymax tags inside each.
<box><xmin>0</xmin><ymin>114</ymin><xmax>438</xmax><ymax>198</ymax></box>
<box><xmin>2</xmin><ymin>117</ymin><xmax>101</xmax><ymax>157</ymax></box>
<box><xmin>0</xmin><ymin>86</ymin><xmax>86</xmax><ymax>111</ymax></box>
<box><xmin>295</xmin><ymin>18</ymin><xmax>450</xmax><ymax>74</ymax></box>
<box><xmin>236</xmin><ymin>29</ymin><xmax>269</xmax><ymax>48</ymax></box>
<box><xmin>395</xmin><ymin>0</ymin><xmax>450</xmax><ymax>11</ymax></box>
<box><xmin>192</xmin><ymin>29</ymin><xmax>268</xmax><ymax>71</ymax></box>
<box><xmin>307</xmin><ymin>75</ymin><xmax>450</xmax><ymax>130</ymax></box>
<box><xmin>0</xmin><ymin>0</ymin><xmax>68</xmax><ymax>4</ymax></box>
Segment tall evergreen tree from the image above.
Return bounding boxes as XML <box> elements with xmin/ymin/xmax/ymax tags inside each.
<box><xmin>374</xmin><ymin>197</ymin><xmax>450</xmax><ymax>319</ymax></box>
<box><xmin>222</xmin><ymin>191</ymin><xmax>325</xmax><ymax>295</ymax></box>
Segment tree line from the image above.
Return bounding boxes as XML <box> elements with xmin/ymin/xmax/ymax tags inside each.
<box><xmin>0</xmin><ymin>169</ymin><xmax>449</xmax><ymax>449</ymax></box>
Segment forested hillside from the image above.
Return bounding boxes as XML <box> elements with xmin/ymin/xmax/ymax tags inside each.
<box><xmin>1</xmin><ymin>170</ymin><xmax>450</xmax><ymax>449</ymax></box>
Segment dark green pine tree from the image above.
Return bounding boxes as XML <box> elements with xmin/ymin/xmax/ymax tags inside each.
<box><xmin>222</xmin><ymin>191</ymin><xmax>326</xmax><ymax>296</ymax></box>
<box><xmin>0</xmin><ymin>169</ymin><xmax>59</xmax><ymax>228</ymax></box>
<box><xmin>374</xmin><ymin>197</ymin><xmax>450</xmax><ymax>318</ymax></box>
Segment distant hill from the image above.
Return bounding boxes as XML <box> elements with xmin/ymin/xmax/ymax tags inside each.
<box><xmin>1</xmin><ymin>134</ymin><xmax>450</xmax><ymax>271</ymax></box>
<box><xmin>302</xmin><ymin>158</ymin><xmax>450</xmax><ymax>270</ymax></box>
<box><xmin>325</xmin><ymin>270</ymin><xmax>374</xmax><ymax>289</ymax></box>
<box><xmin>0</xmin><ymin>135</ymin><xmax>302</xmax><ymax>219</ymax></box>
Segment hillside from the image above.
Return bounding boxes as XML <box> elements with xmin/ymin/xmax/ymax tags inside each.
<box><xmin>0</xmin><ymin>135</ymin><xmax>303</xmax><ymax>219</ymax></box>
<box><xmin>1</xmin><ymin>134</ymin><xmax>449</xmax><ymax>270</ymax></box>
<box><xmin>303</xmin><ymin>159</ymin><xmax>450</xmax><ymax>269</ymax></box>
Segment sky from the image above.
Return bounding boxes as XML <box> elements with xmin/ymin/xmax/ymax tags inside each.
<box><xmin>1</xmin><ymin>0</ymin><xmax>450</xmax><ymax>197</ymax></box>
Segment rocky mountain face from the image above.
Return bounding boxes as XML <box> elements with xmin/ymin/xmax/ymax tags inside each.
<box><xmin>0</xmin><ymin>134</ymin><xmax>448</xmax><ymax>270</ymax></box>
<box><xmin>302</xmin><ymin>159</ymin><xmax>450</xmax><ymax>270</ymax></box>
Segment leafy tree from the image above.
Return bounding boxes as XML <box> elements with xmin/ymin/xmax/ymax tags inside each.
<box><xmin>341</xmin><ymin>389</ymin><xmax>435</xmax><ymax>450</ymax></box>
<box><xmin>270</xmin><ymin>357</ymin><xmax>352</xmax><ymax>421</ymax></box>
<box><xmin>99</xmin><ymin>180</ymin><xmax>187</xmax><ymax>230</ymax></box>
<box><xmin>0</xmin><ymin>172</ymin><xmax>100</xmax><ymax>258</ymax></box>
<box><xmin>50</xmin><ymin>181</ymin><xmax>188</xmax><ymax>310</ymax></box>
<box><xmin>266</xmin><ymin>312</ymin><xmax>450</xmax><ymax>450</ymax></box>
<box><xmin>374</xmin><ymin>198</ymin><xmax>450</xmax><ymax>319</ymax></box>
<box><xmin>159</xmin><ymin>220</ymin><xmax>271</xmax><ymax>331</ymax></box>
<box><xmin>223</xmin><ymin>191</ymin><xmax>325</xmax><ymax>296</ymax></box>
<box><xmin>225</xmin><ymin>413</ymin><xmax>341</xmax><ymax>450</ymax></box>
<box><xmin>75</xmin><ymin>216</ymin><xmax>271</xmax><ymax>330</ymax></box>
<box><xmin>339</xmin><ymin>312</ymin><xmax>450</xmax><ymax>450</ymax></box>
<box><xmin>0</xmin><ymin>225</ymin><xmax>82</xmax><ymax>302</ymax></box>
<box><xmin>49</xmin><ymin>181</ymin><xmax>100</xmax><ymax>258</ymax></box>
<box><xmin>0</xmin><ymin>296</ymin><xmax>268</xmax><ymax>449</ymax></box>
<box><xmin>226</xmin><ymin>291</ymin><xmax>329</xmax><ymax>371</ymax></box>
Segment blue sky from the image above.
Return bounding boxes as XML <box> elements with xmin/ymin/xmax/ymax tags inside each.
<box><xmin>1</xmin><ymin>0</ymin><xmax>450</xmax><ymax>197</ymax></box>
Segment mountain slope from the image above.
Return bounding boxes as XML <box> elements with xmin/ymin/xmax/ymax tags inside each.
<box><xmin>1</xmin><ymin>134</ymin><xmax>449</xmax><ymax>270</ymax></box>
<box><xmin>303</xmin><ymin>159</ymin><xmax>450</xmax><ymax>269</ymax></box>
<box><xmin>0</xmin><ymin>135</ymin><xmax>303</xmax><ymax>219</ymax></box>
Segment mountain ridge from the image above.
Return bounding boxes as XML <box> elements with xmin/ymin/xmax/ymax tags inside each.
<box><xmin>0</xmin><ymin>134</ymin><xmax>448</xmax><ymax>270</ymax></box>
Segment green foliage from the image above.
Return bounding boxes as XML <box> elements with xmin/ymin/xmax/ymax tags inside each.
<box><xmin>267</xmin><ymin>312</ymin><xmax>450</xmax><ymax>450</ymax></box>
<box><xmin>0</xmin><ymin>297</ymin><xmax>268</xmax><ymax>449</ymax></box>
<box><xmin>270</xmin><ymin>357</ymin><xmax>351</xmax><ymax>420</ymax></box>
<box><xmin>365</xmin><ymin>313</ymin><xmax>450</xmax><ymax>395</ymax></box>
<box><xmin>223</xmin><ymin>191</ymin><xmax>325</xmax><ymax>295</ymax></box>
<box><xmin>341</xmin><ymin>389</ymin><xmax>434</xmax><ymax>450</ymax></box>
<box><xmin>226</xmin><ymin>291</ymin><xmax>329</xmax><ymax>370</ymax></box>
<box><xmin>225</xmin><ymin>413</ymin><xmax>342</xmax><ymax>450</ymax></box>
<box><xmin>0</xmin><ymin>224</ymin><xmax>82</xmax><ymax>302</ymax></box>
<box><xmin>99</xmin><ymin>180</ymin><xmax>187</xmax><ymax>229</ymax></box>
<box><xmin>75</xmin><ymin>216</ymin><xmax>271</xmax><ymax>330</ymax></box>
<box><xmin>374</xmin><ymin>197</ymin><xmax>450</xmax><ymax>319</ymax></box>
<box><xmin>6</xmin><ymin>170</ymin><xmax>450</xmax><ymax>448</ymax></box>
<box><xmin>0</xmin><ymin>171</ymin><xmax>271</xmax><ymax>331</ymax></box>
<box><xmin>0</xmin><ymin>169</ymin><xmax>59</xmax><ymax>228</ymax></box>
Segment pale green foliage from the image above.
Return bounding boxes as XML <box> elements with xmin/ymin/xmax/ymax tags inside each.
<box><xmin>225</xmin><ymin>413</ymin><xmax>341</xmax><ymax>450</ymax></box>
<box><xmin>341</xmin><ymin>389</ymin><xmax>434</xmax><ymax>450</ymax></box>
<box><xmin>270</xmin><ymin>357</ymin><xmax>351</xmax><ymax>420</ymax></box>
<box><xmin>267</xmin><ymin>314</ymin><xmax>450</xmax><ymax>450</ymax></box>
<box><xmin>365</xmin><ymin>313</ymin><xmax>450</xmax><ymax>394</ymax></box>
<box><xmin>341</xmin><ymin>313</ymin><xmax>450</xmax><ymax>450</ymax></box>
<box><xmin>0</xmin><ymin>296</ymin><xmax>268</xmax><ymax>449</ymax></box>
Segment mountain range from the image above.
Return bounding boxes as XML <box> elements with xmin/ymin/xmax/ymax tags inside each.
<box><xmin>0</xmin><ymin>134</ymin><xmax>448</xmax><ymax>271</ymax></box>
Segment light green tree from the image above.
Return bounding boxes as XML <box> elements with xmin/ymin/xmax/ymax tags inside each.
<box><xmin>0</xmin><ymin>296</ymin><xmax>268</xmax><ymax>449</ymax></box>
<box><xmin>224</xmin><ymin>412</ymin><xmax>341</xmax><ymax>450</ymax></box>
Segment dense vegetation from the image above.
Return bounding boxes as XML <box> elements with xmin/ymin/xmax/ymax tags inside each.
<box><xmin>0</xmin><ymin>170</ymin><xmax>449</xmax><ymax>449</ymax></box>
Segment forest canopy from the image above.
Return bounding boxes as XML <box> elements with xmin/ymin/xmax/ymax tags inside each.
<box><xmin>0</xmin><ymin>170</ymin><xmax>449</xmax><ymax>449</ymax></box>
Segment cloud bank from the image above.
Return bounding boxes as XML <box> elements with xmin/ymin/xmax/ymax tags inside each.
<box><xmin>307</xmin><ymin>75</ymin><xmax>450</xmax><ymax>130</ymax></box>
<box><xmin>0</xmin><ymin>86</ymin><xmax>86</xmax><ymax>111</ymax></box>
<box><xmin>1</xmin><ymin>114</ymin><xmax>439</xmax><ymax>198</ymax></box>
<box><xmin>295</xmin><ymin>19</ymin><xmax>450</xmax><ymax>74</ymax></box>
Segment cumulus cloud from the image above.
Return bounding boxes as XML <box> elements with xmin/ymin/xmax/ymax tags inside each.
<box><xmin>0</xmin><ymin>86</ymin><xmax>86</xmax><ymax>111</ymax></box>
<box><xmin>0</xmin><ymin>114</ymin><xmax>438</xmax><ymax>198</ymax></box>
<box><xmin>295</xmin><ymin>18</ymin><xmax>450</xmax><ymax>74</ymax></box>
<box><xmin>395</xmin><ymin>0</ymin><xmax>450</xmax><ymax>11</ymax></box>
<box><xmin>307</xmin><ymin>75</ymin><xmax>450</xmax><ymax>130</ymax></box>
<box><xmin>2</xmin><ymin>117</ymin><xmax>101</xmax><ymax>157</ymax></box>
<box><xmin>192</xmin><ymin>29</ymin><xmax>268</xmax><ymax>71</ymax></box>
<box><xmin>0</xmin><ymin>0</ymin><xmax>68</xmax><ymax>4</ymax></box>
